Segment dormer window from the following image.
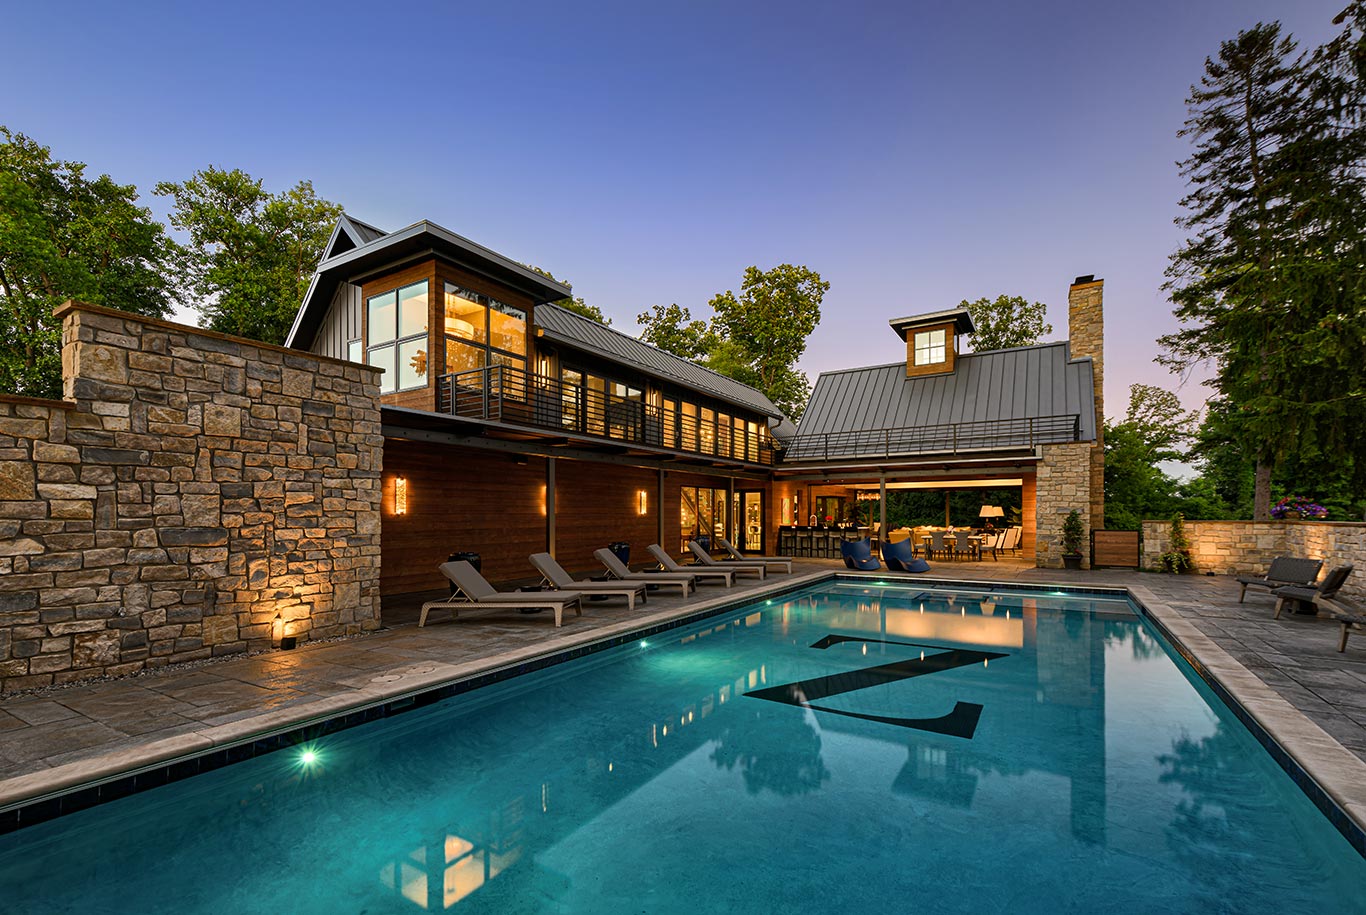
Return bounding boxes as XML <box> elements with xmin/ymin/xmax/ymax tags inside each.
<box><xmin>913</xmin><ymin>328</ymin><xmax>947</xmax><ymax>366</ymax></box>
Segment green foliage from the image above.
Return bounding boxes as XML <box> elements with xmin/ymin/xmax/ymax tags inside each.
<box><xmin>960</xmin><ymin>294</ymin><xmax>1053</xmax><ymax>351</ymax></box>
<box><xmin>528</xmin><ymin>265</ymin><xmax>610</xmax><ymax>325</ymax></box>
<box><xmin>1156</xmin><ymin>514</ymin><xmax>1195</xmax><ymax>573</ymax></box>
<box><xmin>871</xmin><ymin>488</ymin><xmax>1022</xmax><ymax>530</ymax></box>
<box><xmin>637</xmin><ymin>264</ymin><xmax>828</xmax><ymax>419</ymax></box>
<box><xmin>0</xmin><ymin>127</ymin><xmax>176</xmax><ymax>398</ymax></box>
<box><xmin>1061</xmin><ymin>509</ymin><xmax>1085</xmax><ymax>555</ymax></box>
<box><xmin>156</xmin><ymin>167</ymin><xmax>341</xmax><ymax>344</ymax></box>
<box><xmin>1103</xmin><ymin>383</ymin><xmax>1220</xmax><ymax>529</ymax></box>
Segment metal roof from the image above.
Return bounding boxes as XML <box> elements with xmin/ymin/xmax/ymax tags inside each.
<box><xmin>534</xmin><ymin>303</ymin><xmax>786</xmax><ymax>420</ymax></box>
<box><xmin>888</xmin><ymin>308</ymin><xmax>974</xmax><ymax>340</ymax></box>
<box><xmin>791</xmin><ymin>341</ymin><xmax>1096</xmax><ymax>452</ymax></box>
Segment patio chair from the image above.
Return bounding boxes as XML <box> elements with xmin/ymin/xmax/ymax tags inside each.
<box><xmin>978</xmin><ymin>530</ymin><xmax>1003</xmax><ymax>561</ymax></box>
<box><xmin>841</xmin><ymin>537</ymin><xmax>880</xmax><ymax>571</ymax></box>
<box><xmin>717</xmin><ymin>537</ymin><xmax>794</xmax><ymax>573</ymax></box>
<box><xmin>1236</xmin><ymin>557</ymin><xmax>1323</xmax><ymax>603</ymax></box>
<box><xmin>595</xmin><ymin>548</ymin><xmax>695</xmax><ymax>596</ymax></box>
<box><xmin>1000</xmin><ymin>526</ymin><xmax>1022</xmax><ymax>555</ymax></box>
<box><xmin>688</xmin><ymin>541</ymin><xmax>766</xmax><ymax>579</ymax></box>
<box><xmin>530</xmin><ymin>552</ymin><xmax>649</xmax><ymax>610</ymax></box>
<box><xmin>421</xmin><ymin>561</ymin><xmax>582</xmax><ymax>628</ymax></box>
<box><xmin>1314</xmin><ymin>593</ymin><xmax>1365</xmax><ymax>652</ymax></box>
<box><xmin>1271</xmin><ymin>564</ymin><xmax>1353</xmax><ymax>619</ymax></box>
<box><xmin>927</xmin><ymin>530</ymin><xmax>951</xmax><ymax>560</ymax></box>
<box><xmin>648</xmin><ymin>544</ymin><xmax>735</xmax><ymax>586</ymax></box>
<box><xmin>881</xmin><ymin>538</ymin><xmax>915</xmax><ymax>572</ymax></box>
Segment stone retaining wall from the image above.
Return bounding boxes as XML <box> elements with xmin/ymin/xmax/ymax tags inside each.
<box><xmin>1140</xmin><ymin>519</ymin><xmax>1366</xmax><ymax>602</ymax></box>
<box><xmin>0</xmin><ymin>303</ymin><xmax>383</xmax><ymax>691</ymax></box>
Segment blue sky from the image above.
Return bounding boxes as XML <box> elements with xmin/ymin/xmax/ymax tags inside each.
<box><xmin>2</xmin><ymin>0</ymin><xmax>1348</xmax><ymax>418</ymax></box>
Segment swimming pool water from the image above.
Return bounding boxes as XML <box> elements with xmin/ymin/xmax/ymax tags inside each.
<box><xmin>2</xmin><ymin>581</ymin><xmax>1363</xmax><ymax>913</ymax></box>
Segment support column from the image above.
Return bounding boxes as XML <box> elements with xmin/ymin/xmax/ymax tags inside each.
<box><xmin>879</xmin><ymin>474</ymin><xmax>887</xmax><ymax>544</ymax></box>
<box><xmin>657</xmin><ymin>467</ymin><xmax>665</xmax><ymax>549</ymax></box>
<box><xmin>546</xmin><ymin>457</ymin><xmax>556</xmax><ymax>558</ymax></box>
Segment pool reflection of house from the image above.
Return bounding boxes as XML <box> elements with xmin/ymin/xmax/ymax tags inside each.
<box><xmin>285</xmin><ymin>215</ymin><xmax>1105</xmax><ymax>608</ymax></box>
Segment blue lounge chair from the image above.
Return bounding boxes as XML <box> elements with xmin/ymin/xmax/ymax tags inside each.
<box><xmin>882</xmin><ymin>538</ymin><xmax>916</xmax><ymax>571</ymax></box>
<box><xmin>841</xmin><ymin>537</ymin><xmax>881</xmax><ymax>571</ymax></box>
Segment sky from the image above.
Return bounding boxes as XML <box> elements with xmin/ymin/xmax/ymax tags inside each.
<box><xmin>1</xmin><ymin>0</ymin><xmax>1350</xmax><ymax>420</ymax></box>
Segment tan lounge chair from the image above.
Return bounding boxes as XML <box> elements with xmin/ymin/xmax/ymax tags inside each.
<box><xmin>648</xmin><ymin>544</ymin><xmax>734</xmax><ymax>586</ymax></box>
<box><xmin>688</xmin><ymin>540</ymin><xmax>766</xmax><ymax>579</ymax></box>
<box><xmin>420</xmin><ymin>561</ymin><xmax>582</xmax><ymax>628</ymax></box>
<box><xmin>530</xmin><ymin>552</ymin><xmax>648</xmax><ymax>610</ymax></box>
<box><xmin>717</xmin><ymin>537</ymin><xmax>793</xmax><ymax>573</ymax></box>
<box><xmin>596</xmin><ymin>548</ymin><xmax>694</xmax><ymax>596</ymax></box>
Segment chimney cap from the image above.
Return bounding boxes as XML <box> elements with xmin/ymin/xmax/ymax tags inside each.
<box><xmin>888</xmin><ymin>308</ymin><xmax>974</xmax><ymax>341</ymax></box>
<box><xmin>1071</xmin><ymin>274</ymin><xmax>1101</xmax><ymax>286</ymax></box>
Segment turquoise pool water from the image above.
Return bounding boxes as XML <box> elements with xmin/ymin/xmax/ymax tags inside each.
<box><xmin>2</xmin><ymin>580</ymin><xmax>1364</xmax><ymax>913</ymax></box>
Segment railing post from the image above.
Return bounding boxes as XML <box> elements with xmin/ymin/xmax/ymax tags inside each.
<box><xmin>1028</xmin><ymin>417</ymin><xmax>1035</xmax><ymax>448</ymax></box>
<box><xmin>952</xmin><ymin>423</ymin><xmax>957</xmax><ymax>454</ymax></box>
<box><xmin>481</xmin><ymin>367</ymin><xmax>490</xmax><ymax>419</ymax></box>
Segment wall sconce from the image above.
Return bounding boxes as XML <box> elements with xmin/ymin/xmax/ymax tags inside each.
<box><xmin>395</xmin><ymin>476</ymin><xmax>407</xmax><ymax>515</ymax></box>
<box><xmin>637</xmin><ymin>490</ymin><xmax>648</xmax><ymax>515</ymax></box>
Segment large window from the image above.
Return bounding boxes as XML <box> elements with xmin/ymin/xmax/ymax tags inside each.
<box><xmin>913</xmin><ymin>328</ymin><xmax>947</xmax><ymax>366</ymax></box>
<box><xmin>681</xmin><ymin>486</ymin><xmax>728</xmax><ymax>551</ymax></box>
<box><xmin>443</xmin><ymin>282</ymin><xmax>527</xmax><ymax>377</ymax></box>
<box><xmin>367</xmin><ymin>281</ymin><xmax>429</xmax><ymax>394</ymax></box>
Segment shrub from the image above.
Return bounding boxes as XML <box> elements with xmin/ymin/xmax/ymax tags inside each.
<box><xmin>1156</xmin><ymin>513</ymin><xmax>1194</xmax><ymax>573</ymax></box>
<box><xmin>1061</xmin><ymin>509</ymin><xmax>1085</xmax><ymax>555</ymax></box>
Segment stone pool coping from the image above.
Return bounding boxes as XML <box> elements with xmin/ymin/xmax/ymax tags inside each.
<box><xmin>2</xmin><ymin>570</ymin><xmax>1364</xmax><ymax>853</ymax></box>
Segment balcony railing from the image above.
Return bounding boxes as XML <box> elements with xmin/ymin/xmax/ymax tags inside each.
<box><xmin>437</xmin><ymin>365</ymin><xmax>777</xmax><ymax>465</ymax></box>
<box><xmin>783</xmin><ymin>414</ymin><xmax>1082</xmax><ymax>462</ymax></box>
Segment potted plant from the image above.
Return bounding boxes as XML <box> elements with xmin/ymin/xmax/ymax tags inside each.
<box><xmin>1156</xmin><ymin>513</ymin><xmax>1194</xmax><ymax>573</ymax></box>
<box><xmin>1271</xmin><ymin>496</ymin><xmax>1328</xmax><ymax>520</ymax></box>
<box><xmin>1061</xmin><ymin>509</ymin><xmax>1085</xmax><ymax>570</ymax></box>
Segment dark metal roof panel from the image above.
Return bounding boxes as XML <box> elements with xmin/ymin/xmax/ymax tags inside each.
<box><xmin>793</xmin><ymin>342</ymin><xmax>1097</xmax><ymax>445</ymax></box>
<box><xmin>534</xmin><ymin>303</ymin><xmax>785</xmax><ymax>419</ymax></box>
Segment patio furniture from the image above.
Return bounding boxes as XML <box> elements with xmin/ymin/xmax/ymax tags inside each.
<box><xmin>595</xmin><ymin>548</ymin><xmax>695</xmax><ymax>596</ymax></box>
<box><xmin>1314</xmin><ymin>593</ymin><xmax>1365</xmax><ymax>652</ymax></box>
<box><xmin>1236</xmin><ymin>557</ymin><xmax>1324</xmax><ymax>603</ymax></box>
<box><xmin>881</xmin><ymin>538</ymin><xmax>916</xmax><ymax>572</ymax></box>
<box><xmin>530</xmin><ymin>552</ymin><xmax>649</xmax><ymax>610</ymax></box>
<box><xmin>421</xmin><ymin>561</ymin><xmax>583</xmax><ymax>628</ymax></box>
<box><xmin>794</xmin><ymin>527</ymin><xmax>813</xmax><ymax>557</ymax></box>
<box><xmin>927</xmin><ymin>530</ymin><xmax>951</xmax><ymax>560</ymax></box>
<box><xmin>688</xmin><ymin>541</ymin><xmax>766</xmax><ymax>579</ymax></box>
<box><xmin>717</xmin><ymin>537</ymin><xmax>794</xmax><ymax>573</ymax></box>
<box><xmin>977</xmin><ymin>530</ymin><xmax>1003</xmax><ymax>561</ymax></box>
<box><xmin>1271</xmin><ymin>564</ymin><xmax>1353</xmax><ymax>618</ymax></box>
<box><xmin>648</xmin><ymin>544</ymin><xmax>735</xmax><ymax>586</ymax></box>
<box><xmin>840</xmin><ymin>537</ymin><xmax>881</xmax><ymax>571</ymax></box>
<box><xmin>1000</xmin><ymin>526</ymin><xmax>1022</xmax><ymax>555</ymax></box>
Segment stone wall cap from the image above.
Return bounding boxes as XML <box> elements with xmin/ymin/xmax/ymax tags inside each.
<box><xmin>0</xmin><ymin>394</ymin><xmax>75</xmax><ymax>410</ymax></box>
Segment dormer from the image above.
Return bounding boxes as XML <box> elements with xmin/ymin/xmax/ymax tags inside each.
<box><xmin>889</xmin><ymin>308</ymin><xmax>974</xmax><ymax>378</ymax></box>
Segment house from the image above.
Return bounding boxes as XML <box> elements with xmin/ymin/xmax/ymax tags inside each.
<box><xmin>285</xmin><ymin>215</ymin><xmax>1105</xmax><ymax>603</ymax></box>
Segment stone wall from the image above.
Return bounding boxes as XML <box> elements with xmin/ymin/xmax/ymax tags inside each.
<box><xmin>0</xmin><ymin>302</ymin><xmax>383</xmax><ymax>692</ymax></box>
<box><xmin>1067</xmin><ymin>278</ymin><xmax>1104</xmax><ymax>530</ymax></box>
<box><xmin>1140</xmin><ymin>519</ymin><xmax>1366</xmax><ymax>602</ymax></box>
<box><xmin>1035</xmin><ymin>441</ymin><xmax>1092</xmax><ymax>568</ymax></box>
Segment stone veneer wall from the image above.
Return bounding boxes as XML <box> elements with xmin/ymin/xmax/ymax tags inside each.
<box><xmin>1140</xmin><ymin>519</ymin><xmax>1366</xmax><ymax>602</ymax></box>
<box><xmin>1067</xmin><ymin>278</ymin><xmax>1104</xmax><ymax>531</ymax></box>
<box><xmin>1034</xmin><ymin>441</ymin><xmax>1092</xmax><ymax>568</ymax></box>
<box><xmin>0</xmin><ymin>302</ymin><xmax>383</xmax><ymax>692</ymax></box>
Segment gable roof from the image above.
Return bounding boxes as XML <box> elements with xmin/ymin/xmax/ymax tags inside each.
<box><xmin>286</xmin><ymin>215</ymin><xmax>572</xmax><ymax>350</ymax></box>
<box><xmin>787</xmin><ymin>341</ymin><xmax>1095</xmax><ymax>460</ymax></box>
<box><xmin>535</xmin><ymin>303</ymin><xmax>786</xmax><ymax>420</ymax></box>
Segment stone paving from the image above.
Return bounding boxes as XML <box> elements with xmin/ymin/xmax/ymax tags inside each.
<box><xmin>2</xmin><ymin>557</ymin><xmax>1365</xmax><ymax>817</ymax></box>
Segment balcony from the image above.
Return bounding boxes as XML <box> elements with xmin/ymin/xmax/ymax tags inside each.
<box><xmin>783</xmin><ymin>414</ymin><xmax>1082</xmax><ymax>462</ymax></box>
<box><xmin>437</xmin><ymin>366</ymin><xmax>777</xmax><ymax>465</ymax></box>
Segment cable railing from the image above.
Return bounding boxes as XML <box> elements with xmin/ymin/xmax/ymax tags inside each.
<box><xmin>783</xmin><ymin>414</ymin><xmax>1082</xmax><ymax>461</ymax></box>
<box><xmin>437</xmin><ymin>365</ymin><xmax>777</xmax><ymax>465</ymax></box>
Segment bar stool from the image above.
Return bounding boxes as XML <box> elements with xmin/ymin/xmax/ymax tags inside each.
<box><xmin>795</xmin><ymin>527</ymin><xmax>813</xmax><ymax>557</ymax></box>
<box><xmin>779</xmin><ymin>528</ymin><xmax>795</xmax><ymax>556</ymax></box>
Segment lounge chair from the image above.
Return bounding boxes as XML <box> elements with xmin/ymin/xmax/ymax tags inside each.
<box><xmin>1000</xmin><ymin>526</ymin><xmax>1022</xmax><ymax>555</ymax></box>
<box><xmin>647</xmin><ymin>544</ymin><xmax>735</xmax><ymax>586</ymax></box>
<box><xmin>530</xmin><ymin>552</ymin><xmax>649</xmax><ymax>610</ymax></box>
<box><xmin>595</xmin><ymin>548</ymin><xmax>694</xmax><ymax>596</ymax></box>
<box><xmin>687</xmin><ymin>541</ymin><xmax>766</xmax><ymax>579</ymax></box>
<box><xmin>1314</xmin><ymin>593</ymin><xmax>1366</xmax><ymax>652</ymax></box>
<box><xmin>1236</xmin><ymin>557</ymin><xmax>1323</xmax><ymax>603</ymax></box>
<box><xmin>716</xmin><ymin>537</ymin><xmax>793</xmax><ymax>573</ymax></box>
<box><xmin>1271</xmin><ymin>564</ymin><xmax>1353</xmax><ymax>618</ymax></box>
<box><xmin>841</xmin><ymin>537</ymin><xmax>880</xmax><ymax>571</ymax></box>
<box><xmin>881</xmin><ymin>538</ymin><xmax>915</xmax><ymax>571</ymax></box>
<box><xmin>421</xmin><ymin>561</ymin><xmax>582</xmax><ymax>628</ymax></box>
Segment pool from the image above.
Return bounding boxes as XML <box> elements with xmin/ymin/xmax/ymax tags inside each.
<box><xmin>2</xmin><ymin>579</ymin><xmax>1364</xmax><ymax>913</ymax></box>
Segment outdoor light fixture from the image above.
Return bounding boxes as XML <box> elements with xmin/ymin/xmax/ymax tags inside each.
<box><xmin>637</xmin><ymin>490</ymin><xmax>648</xmax><ymax>515</ymax></box>
<box><xmin>395</xmin><ymin>477</ymin><xmax>408</xmax><ymax>515</ymax></box>
<box><xmin>979</xmin><ymin>505</ymin><xmax>1004</xmax><ymax>521</ymax></box>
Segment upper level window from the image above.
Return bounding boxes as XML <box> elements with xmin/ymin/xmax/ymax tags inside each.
<box><xmin>913</xmin><ymin>328</ymin><xmax>947</xmax><ymax>366</ymax></box>
<box><xmin>367</xmin><ymin>281</ymin><xmax>429</xmax><ymax>394</ymax></box>
<box><xmin>444</xmin><ymin>283</ymin><xmax>527</xmax><ymax>377</ymax></box>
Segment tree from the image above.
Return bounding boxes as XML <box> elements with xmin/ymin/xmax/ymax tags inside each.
<box><xmin>0</xmin><ymin>128</ymin><xmax>176</xmax><ymax>398</ymax></box>
<box><xmin>528</xmin><ymin>265</ymin><xmax>610</xmax><ymax>325</ymax></box>
<box><xmin>636</xmin><ymin>303</ymin><xmax>722</xmax><ymax>361</ymax></box>
<box><xmin>1103</xmin><ymin>384</ymin><xmax>1201</xmax><ymax>530</ymax></box>
<box><xmin>156</xmin><ymin>168</ymin><xmax>341</xmax><ymax>345</ymax></box>
<box><xmin>960</xmin><ymin>294</ymin><xmax>1053</xmax><ymax>351</ymax></box>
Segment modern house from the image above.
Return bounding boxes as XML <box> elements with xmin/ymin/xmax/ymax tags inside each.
<box><xmin>284</xmin><ymin>215</ymin><xmax>1105</xmax><ymax>601</ymax></box>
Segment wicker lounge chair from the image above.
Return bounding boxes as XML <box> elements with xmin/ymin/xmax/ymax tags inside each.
<box><xmin>687</xmin><ymin>541</ymin><xmax>766</xmax><ymax>579</ymax></box>
<box><xmin>595</xmin><ymin>548</ymin><xmax>695</xmax><ymax>596</ymax></box>
<box><xmin>1271</xmin><ymin>564</ymin><xmax>1353</xmax><ymax>618</ymax></box>
<box><xmin>421</xmin><ymin>561</ymin><xmax>582</xmax><ymax>628</ymax></box>
<box><xmin>716</xmin><ymin>537</ymin><xmax>794</xmax><ymax>573</ymax></box>
<box><xmin>529</xmin><ymin>552</ymin><xmax>649</xmax><ymax>610</ymax></box>
<box><xmin>648</xmin><ymin>544</ymin><xmax>735</xmax><ymax>586</ymax></box>
<box><xmin>1312</xmin><ymin>592</ymin><xmax>1366</xmax><ymax>652</ymax></box>
<box><xmin>1236</xmin><ymin>557</ymin><xmax>1323</xmax><ymax>603</ymax></box>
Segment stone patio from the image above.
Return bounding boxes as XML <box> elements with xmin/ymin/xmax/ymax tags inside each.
<box><xmin>2</xmin><ymin>558</ymin><xmax>1365</xmax><ymax>832</ymax></box>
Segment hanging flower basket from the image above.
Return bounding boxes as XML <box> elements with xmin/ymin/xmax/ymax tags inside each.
<box><xmin>1271</xmin><ymin>497</ymin><xmax>1328</xmax><ymax>520</ymax></box>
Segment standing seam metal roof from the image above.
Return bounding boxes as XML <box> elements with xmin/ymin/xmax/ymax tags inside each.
<box><xmin>534</xmin><ymin>303</ymin><xmax>785</xmax><ymax>420</ymax></box>
<box><xmin>793</xmin><ymin>342</ymin><xmax>1096</xmax><ymax>445</ymax></box>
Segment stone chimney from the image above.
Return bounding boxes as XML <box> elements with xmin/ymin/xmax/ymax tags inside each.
<box><xmin>1068</xmin><ymin>276</ymin><xmax>1104</xmax><ymax>530</ymax></box>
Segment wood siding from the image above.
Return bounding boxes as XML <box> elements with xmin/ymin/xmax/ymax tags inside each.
<box><xmin>1092</xmin><ymin>530</ymin><xmax>1140</xmax><ymax>568</ymax></box>
<box><xmin>1021</xmin><ymin>472</ymin><xmax>1037</xmax><ymax>558</ymax></box>
<box><xmin>904</xmin><ymin>321</ymin><xmax>958</xmax><ymax>378</ymax></box>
